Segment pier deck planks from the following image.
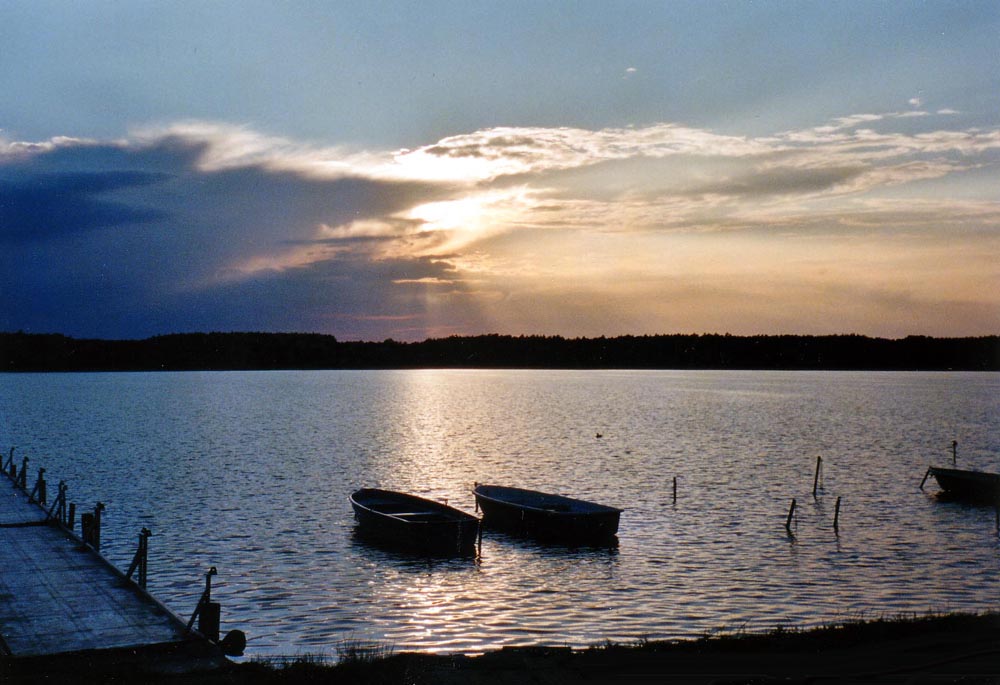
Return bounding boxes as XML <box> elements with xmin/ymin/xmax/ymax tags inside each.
<box><xmin>0</xmin><ymin>477</ymin><xmax>205</xmax><ymax>660</ymax></box>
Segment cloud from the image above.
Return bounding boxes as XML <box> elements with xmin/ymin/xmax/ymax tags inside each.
<box><xmin>0</xmin><ymin>169</ymin><xmax>168</xmax><ymax>243</ymax></box>
<box><xmin>0</xmin><ymin>129</ymin><xmax>461</xmax><ymax>338</ymax></box>
<box><xmin>2</xmin><ymin>110</ymin><xmax>999</xmax><ymax>340</ymax></box>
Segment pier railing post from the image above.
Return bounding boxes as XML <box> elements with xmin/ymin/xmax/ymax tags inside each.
<box><xmin>126</xmin><ymin>528</ymin><xmax>152</xmax><ymax>589</ymax></box>
<box><xmin>46</xmin><ymin>481</ymin><xmax>67</xmax><ymax>524</ymax></box>
<box><xmin>29</xmin><ymin>467</ymin><xmax>46</xmax><ymax>505</ymax></box>
<box><xmin>58</xmin><ymin>481</ymin><xmax>67</xmax><ymax>525</ymax></box>
<box><xmin>17</xmin><ymin>456</ymin><xmax>28</xmax><ymax>490</ymax></box>
<box><xmin>82</xmin><ymin>502</ymin><xmax>106</xmax><ymax>550</ymax></box>
<box><xmin>187</xmin><ymin>567</ymin><xmax>220</xmax><ymax>642</ymax></box>
<box><xmin>93</xmin><ymin>502</ymin><xmax>104</xmax><ymax>550</ymax></box>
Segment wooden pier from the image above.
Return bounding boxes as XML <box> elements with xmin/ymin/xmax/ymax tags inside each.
<box><xmin>1</xmin><ymin>458</ymin><xmax>229</xmax><ymax>676</ymax></box>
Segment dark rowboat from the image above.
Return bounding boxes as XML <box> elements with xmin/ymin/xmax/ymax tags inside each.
<box><xmin>350</xmin><ymin>488</ymin><xmax>480</xmax><ymax>554</ymax></box>
<box><xmin>473</xmin><ymin>484</ymin><xmax>622</xmax><ymax>543</ymax></box>
<box><xmin>923</xmin><ymin>467</ymin><xmax>1000</xmax><ymax>503</ymax></box>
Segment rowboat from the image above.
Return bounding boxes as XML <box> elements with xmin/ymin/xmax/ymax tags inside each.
<box><xmin>350</xmin><ymin>488</ymin><xmax>480</xmax><ymax>554</ymax></box>
<box><xmin>472</xmin><ymin>484</ymin><xmax>622</xmax><ymax>543</ymax></box>
<box><xmin>922</xmin><ymin>467</ymin><xmax>1000</xmax><ymax>503</ymax></box>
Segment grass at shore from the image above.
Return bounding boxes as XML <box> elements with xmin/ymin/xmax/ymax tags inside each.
<box><xmin>5</xmin><ymin>610</ymin><xmax>998</xmax><ymax>684</ymax></box>
<box><xmin>226</xmin><ymin>610</ymin><xmax>1000</xmax><ymax>684</ymax></box>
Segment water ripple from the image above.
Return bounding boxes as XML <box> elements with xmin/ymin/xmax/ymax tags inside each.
<box><xmin>1</xmin><ymin>369</ymin><xmax>998</xmax><ymax>658</ymax></box>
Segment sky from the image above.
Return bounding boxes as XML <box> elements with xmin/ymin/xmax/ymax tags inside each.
<box><xmin>2</xmin><ymin>1</ymin><xmax>999</xmax><ymax>341</ymax></box>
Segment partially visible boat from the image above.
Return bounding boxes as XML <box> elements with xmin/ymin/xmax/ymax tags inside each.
<box><xmin>350</xmin><ymin>488</ymin><xmax>480</xmax><ymax>554</ymax></box>
<box><xmin>473</xmin><ymin>484</ymin><xmax>622</xmax><ymax>543</ymax></box>
<box><xmin>923</xmin><ymin>467</ymin><xmax>1000</xmax><ymax>503</ymax></box>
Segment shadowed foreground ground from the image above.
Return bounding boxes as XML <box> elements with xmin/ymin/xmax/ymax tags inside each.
<box><xmin>5</xmin><ymin>612</ymin><xmax>1000</xmax><ymax>684</ymax></box>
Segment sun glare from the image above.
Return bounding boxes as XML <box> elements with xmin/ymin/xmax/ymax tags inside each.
<box><xmin>406</xmin><ymin>189</ymin><xmax>531</xmax><ymax>239</ymax></box>
<box><xmin>409</xmin><ymin>197</ymin><xmax>488</xmax><ymax>232</ymax></box>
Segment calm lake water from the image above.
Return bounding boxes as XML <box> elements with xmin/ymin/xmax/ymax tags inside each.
<box><xmin>1</xmin><ymin>370</ymin><xmax>998</xmax><ymax>658</ymax></box>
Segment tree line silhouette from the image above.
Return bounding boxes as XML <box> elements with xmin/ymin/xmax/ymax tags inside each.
<box><xmin>1</xmin><ymin>332</ymin><xmax>997</xmax><ymax>371</ymax></box>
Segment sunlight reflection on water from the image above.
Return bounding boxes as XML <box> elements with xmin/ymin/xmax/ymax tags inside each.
<box><xmin>1</xmin><ymin>369</ymin><xmax>998</xmax><ymax>657</ymax></box>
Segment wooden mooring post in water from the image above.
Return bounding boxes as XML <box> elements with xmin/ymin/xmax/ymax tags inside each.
<box><xmin>834</xmin><ymin>496</ymin><xmax>842</xmax><ymax>533</ymax></box>
<box><xmin>785</xmin><ymin>498</ymin><xmax>796</xmax><ymax>533</ymax></box>
<box><xmin>812</xmin><ymin>456</ymin><xmax>823</xmax><ymax>497</ymax></box>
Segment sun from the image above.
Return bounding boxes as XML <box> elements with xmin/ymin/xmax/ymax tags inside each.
<box><xmin>406</xmin><ymin>189</ymin><xmax>531</xmax><ymax>240</ymax></box>
<box><xmin>408</xmin><ymin>196</ymin><xmax>491</xmax><ymax>233</ymax></box>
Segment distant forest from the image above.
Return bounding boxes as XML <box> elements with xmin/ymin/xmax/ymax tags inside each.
<box><xmin>1</xmin><ymin>332</ymin><xmax>997</xmax><ymax>371</ymax></box>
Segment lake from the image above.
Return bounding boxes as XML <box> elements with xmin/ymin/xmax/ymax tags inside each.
<box><xmin>1</xmin><ymin>369</ymin><xmax>998</xmax><ymax>658</ymax></box>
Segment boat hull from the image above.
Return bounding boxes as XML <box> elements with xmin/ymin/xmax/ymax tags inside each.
<box><xmin>473</xmin><ymin>484</ymin><xmax>621</xmax><ymax>543</ymax></box>
<box><xmin>929</xmin><ymin>467</ymin><xmax>1000</xmax><ymax>503</ymax></box>
<box><xmin>350</xmin><ymin>488</ymin><xmax>480</xmax><ymax>554</ymax></box>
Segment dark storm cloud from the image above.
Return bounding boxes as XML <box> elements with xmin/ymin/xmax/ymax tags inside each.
<box><xmin>0</xmin><ymin>132</ymin><xmax>457</xmax><ymax>339</ymax></box>
<box><xmin>97</xmin><ymin>254</ymin><xmax>471</xmax><ymax>339</ymax></box>
<box><xmin>0</xmin><ymin>170</ymin><xmax>169</xmax><ymax>243</ymax></box>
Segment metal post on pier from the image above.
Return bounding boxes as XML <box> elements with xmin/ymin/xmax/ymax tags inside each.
<box><xmin>81</xmin><ymin>502</ymin><xmax>105</xmax><ymax>550</ymax></box>
<box><xmin>18</xmin><ymin>456</ymin><xmax>28</xmax><ymax>490</ymax></box>
<box><xmin>93</xmin><ymin>502</ymin><xmax>104</xmax><ymax>550</ymax></box>
<box><xmin>58</xmin><ymin>481</ymin><xmax>67</xmax><ymax>525</ymax></box>
<box><xmin>187</xmin><ymin>567</ymin><xmax>220</xmax><ymax>642</ymax></box>
<box><xmin>126</xmin><ymin>528</ymin><xmax>152</xmax><ymax>589</ymax></box>
<box><xmin>45</xmin><ymin>481</ymin><xmax>67</xmax><ymax>524</ymax></box>
<box><xmin>29</xmin><ymin>467</ymin><xmax>46</xmax><ymax>505</ymax></box>
<box><xmin>952</xmin><ymin>440</ymin><xmax>958</xmax><ymax>465</ymax></box>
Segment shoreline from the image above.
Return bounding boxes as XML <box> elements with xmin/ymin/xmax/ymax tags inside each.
<box><xmin>261</xmin><ymin>611</ymin><xmax>1000</xmax><ymax>684</ymax></box>
<box><xmin>4</xmin><ymin>331</ymin><xmax>997</xmax><ymax>372</ymax></box>
<box><xmin>6</xmin><ymin>611</ymin><xmax>999</xmax><ymax>683</ymax></box>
